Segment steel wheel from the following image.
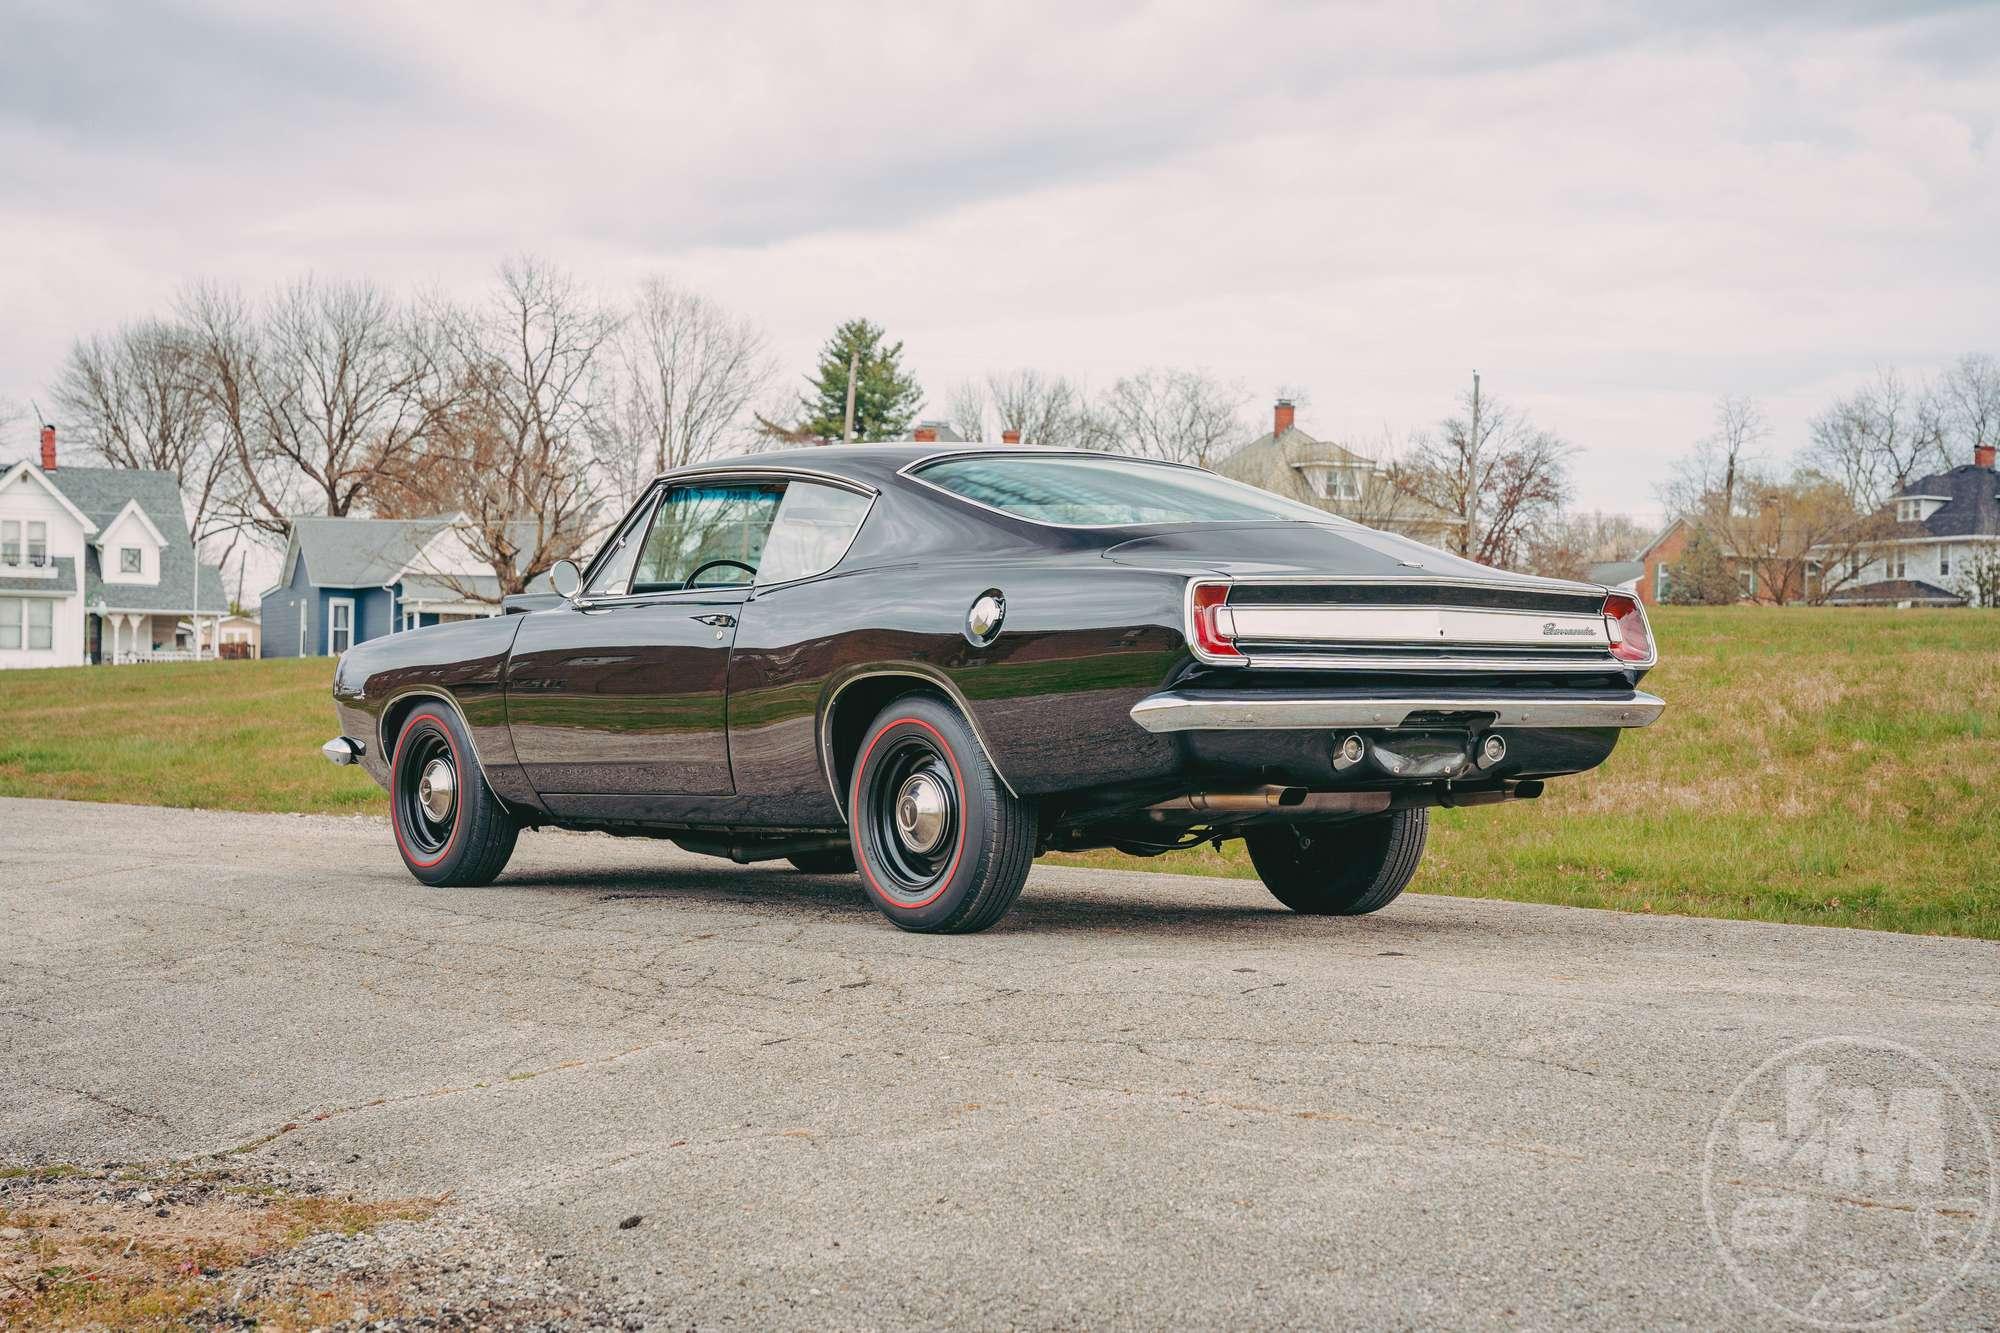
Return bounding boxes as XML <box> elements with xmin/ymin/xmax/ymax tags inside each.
<box><xmin>861</xmin><ymin>729</ymin><xmax>962</xmax><ymax>906</ymax></box>
<box><xmin>395</xmin><ymin>724</ymin><xmax>459</xmax><ymax>862</ymax></box>
<box><xmin>848</xmin><ymin>695</ymin><xmax>1037</xmax><ymax>933</ymax></box>
<box><xmin>388</xmin><ymin>707</ymin><xmax>519</xmax><ymax>887</ymax></box>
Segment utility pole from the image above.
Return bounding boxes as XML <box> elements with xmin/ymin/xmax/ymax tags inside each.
<box><xmin>1463</xmin><ymin>369</ymin><xmax>1481</xmax><ymax>558</ymax></box>
<box><xmin>841</xmin><ymin>348</ymin><xmax>859</xmax><ymax>444</ymax></box>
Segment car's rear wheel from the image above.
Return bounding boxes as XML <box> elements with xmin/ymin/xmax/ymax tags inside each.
<box><xmin>786</xmin><ymin>848</ymin><xmax>855</xmax><ymax>875</ymax></box>
<box><xmin>849</xmin><ymin>694</ymin><xmax>1036</xmax><ymax>933</ymax></box>
<box><xmin>1244</xmin><ymin>810</ymin><xmax>1427</xmax><ymax>915</ymax></box>
<box><xmin>390</xmin><ymin>707</ymin><xmax>518</xmax><ymax>887</ymax></box>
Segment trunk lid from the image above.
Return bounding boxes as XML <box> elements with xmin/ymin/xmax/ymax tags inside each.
<box><xmin>1104</xmin><ymin>523</ymin><xmax>1623</xmax><ymax>672</ymax></box>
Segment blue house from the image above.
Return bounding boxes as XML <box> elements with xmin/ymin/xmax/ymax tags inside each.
<box><xmin>261</xmin><ymin>516</ymin><xmax>513</xmax><ymax>657</ymax></box>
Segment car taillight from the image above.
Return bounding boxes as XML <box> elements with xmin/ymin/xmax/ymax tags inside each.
<box><xmin>1190</xmin><ymin>582</ymin><xmax>1242</xmax><ymax>660</ymax></box>
<box><xmin>1603</xmin><ymin>593</ymin><xmax>1654</xmax><ymax>664</ymax></box>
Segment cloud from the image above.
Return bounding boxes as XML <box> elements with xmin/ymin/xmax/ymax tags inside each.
<box><xmin>2</xmin><ymin>0</ymin><xmax>1996</xmax><ymax>525</ymax></box>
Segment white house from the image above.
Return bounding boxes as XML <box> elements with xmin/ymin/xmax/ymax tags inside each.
<box><xmin>0</xmin><ymin>426</ymin><xmax>226</xmax><ymax>669</ymax></box>
<box><xmin>1822</xmin><ymin>444</ymin><xmax>2000</xmax><ymax>607</ymax></box>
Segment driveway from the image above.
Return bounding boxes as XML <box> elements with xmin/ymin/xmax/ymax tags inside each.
<box><xmin>3</xmin><ymin>797</ymin><xmax>1995</xmax><ymax>1328</ymax></box>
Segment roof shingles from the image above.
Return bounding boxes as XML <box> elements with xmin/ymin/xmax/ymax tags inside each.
<box><xmin>35</xmin><ymin>466</ymin><xmax>226</xmax><ymax>613</ymax></box>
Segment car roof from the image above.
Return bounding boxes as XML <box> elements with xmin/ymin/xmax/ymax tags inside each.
<box><xmin>665</xmin><ymin>444</ymin><xmax>1151</xmax><ymax>489</ymax></box>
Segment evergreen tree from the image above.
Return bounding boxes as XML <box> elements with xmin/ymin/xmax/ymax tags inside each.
<box><xmin>798</xmin><ymin>318</ymin><xmax>923</xmax><ymax>441</ymax></box>
<box><xmin>1667</xmin><ymin>528</ymin><xmax>1740</xmax><ymax>605</ymax></box>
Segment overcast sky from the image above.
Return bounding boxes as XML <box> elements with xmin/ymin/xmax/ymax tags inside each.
<box><xmin>3</xmin><ymin>0</ymin><xmax>1996</xmax><ymax>526</ymax></box>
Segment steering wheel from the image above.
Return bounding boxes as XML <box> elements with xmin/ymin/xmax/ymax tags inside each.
<box><xmin>683</xmin><ymin>557</ymin><xmax>756</xmax><ymax>588</ymax></box>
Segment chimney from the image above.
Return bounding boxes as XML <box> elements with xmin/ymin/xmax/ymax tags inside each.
<box><xmin>1977</xmin><ymin>442</ymin><xmax>1997</xmax><ymax>470</ymax></box>
<box><xmin>1000</xmin><ymin>428</ymin><xmax>1021</xmax><ymax>445</ymax></box>
<box><xmin>912</xmin><ymin>424</ymin><xmax>939</xmax><ymax>443</ymax></box>
<box><xmin>1273</xmin><ymin>398</ymin><xmax>1295</xmax><ymax>437</ymax></box>
<box><xmin>39</xmin><ymin>423</ymin><xmax>56</xmax><ymax>471</ymax></box>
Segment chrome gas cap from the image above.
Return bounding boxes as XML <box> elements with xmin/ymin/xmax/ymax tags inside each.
<box><xmin>893</xmin><ymin>771</ymin><xmax>950</xmax><ymax>854</ymax></box>
<box><xmin>965</xmin><ymin>591</ymin><xmax>1006</xmax><ymax>646</ymax></box>
<box><xmin>417</xmin><ymin>757</ymin><xmax>456</xmax><ymax>823</ymax></box>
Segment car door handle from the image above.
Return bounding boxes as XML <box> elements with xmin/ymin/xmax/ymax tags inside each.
<box><xmin>692</xmin><ymin>614</ymin><xmax>737</xmax><ymax>628</ymax></box>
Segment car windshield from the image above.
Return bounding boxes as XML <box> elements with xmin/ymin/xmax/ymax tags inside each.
<box><xmin>912</xmin><ymin>454</ymin><xmax>1341</xmax><ymax>527</ymax></box>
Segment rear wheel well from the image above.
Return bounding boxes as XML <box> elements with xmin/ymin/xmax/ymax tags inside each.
<box><xmin>823</xmin><ymin>676</ymin><xmax>951</xmax><ymax>811</ymax></box>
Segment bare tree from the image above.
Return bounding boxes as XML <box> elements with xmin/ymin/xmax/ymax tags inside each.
<box><xmin>943</xmin><ymin>380</ymin><xmax>988</xmax><ymax>442</ymax></box>
<box><xmin>51</xmin><ymin>321</ymin><xmax>244</xmax><ymax>547</ymax></box>
<box><xmin>597</xmin><ymin>277</ymin><xmax>773</xmax><ymax>511</ymax></box>
<box><xmin>989</xmin><ymin>369</ymin><xmax>1090</xmax><ymax>447</ymax></box>
<box><xmin>0</xmin><ymin>397</ymin><xmax>22</xmax><ymax>461</ymax></box>
<box><xmin>1937</xmin><ymin>352</ymin><xmax>2000</xmax><ymax>464</ymax></box>
<box><xmin>1806</xmin><ymin>367</ymin><xmax>1950</xmax><ymax>508</ymax></box>
<box><xmin>1397</xmin><ymin>375</ymin><xmax>1573</xmax><ymax>568</ymax></box>
<box><xmin>384</xmin><ymin>258</ymin><xmax>617</xmax><ymax>600</ymax></box>
<box><xmin>1953</xmin><ymin>543</ymin><xmax>2000</xmax><ymax>608</ymax></box>
<box><xmin>1097</xmin><ymin>368</ymin><xmax>1245</xmax><ymax>466</ymax></box>
<box><xmin>178</xmin><ymin>281</ymin><xmax>292</xmax><ymax>539</ymax></box>
<box><xmin>1726</xmin><ymin>467</ymin><xmax>1888</xmax><ymax>605</ymax></box>
<box><xmin>177</xmin><ymin>277</ymin><xmax>447</xmax><ymax>537</ymax></box>
<box><xmin>1523</xmin><ymin>509</ymin><xmax>1653</xmax><ymax>580</ymax></box>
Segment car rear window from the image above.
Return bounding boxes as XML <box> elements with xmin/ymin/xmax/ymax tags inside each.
<box><xmin>912</xmin><ymin>454</ymin><xmax>1338</xmax><ymax>527</ymax></box>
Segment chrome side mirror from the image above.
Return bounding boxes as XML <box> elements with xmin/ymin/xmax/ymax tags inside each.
<box><xmin>548</xmin><ymin>559</ymin><xmax>582</xmax><ymax>600</ymax></box>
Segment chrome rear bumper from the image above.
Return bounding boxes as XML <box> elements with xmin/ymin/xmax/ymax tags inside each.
<box><xmin>1129</xmin><ymin>690</ymin><xmax>1665</xmax><ymax>734</ymax></box>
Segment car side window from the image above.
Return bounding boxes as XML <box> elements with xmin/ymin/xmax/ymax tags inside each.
<box><xmin>583</xmin><ymin>492</ymin><xmax>656</xmax><ymax>597</ymax></box>
<box><xmin>756</xmin><ymin>482</ymin><xmax>874</xmax><ymax>586</ymax></box>
<box><xmin>632</xmin><ymin>482</ymin><xmax>786</xmax><ymax>594</ymax></box>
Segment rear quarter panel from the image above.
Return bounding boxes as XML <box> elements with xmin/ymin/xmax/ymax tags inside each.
<box><xmin>725</xmin><ymin>556</ymin><xmax>1190</xmax><ymax>825</ymax></box>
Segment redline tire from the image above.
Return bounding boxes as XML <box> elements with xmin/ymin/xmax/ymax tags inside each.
<box><xmin>389</xmin><ymin>708</ymin><xmax>519</xmax><ymax>888</ymax></box>
<box><xmin>849</xmin><ymin>694</ymin><xmax>1036</xmax><ymax>933</ymax></box>
<box><xmin>1244</xmin><ymin>810</ymin><xmax>1427</xmax><ymax>916</ymax></box>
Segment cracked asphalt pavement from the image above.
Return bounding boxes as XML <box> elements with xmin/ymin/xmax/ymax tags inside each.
<box><xmin>3</xmin><ymin>796</ymin><xmax>1996</xmax><ymax>1328</ymax></box>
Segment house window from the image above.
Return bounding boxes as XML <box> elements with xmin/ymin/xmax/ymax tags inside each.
<box><xmin>120</xmin><ymin>546</ymin><xmax>142</xmax><ymax>574</ymax></box>
<box><xmin>1887</xmin><ymin>550</ymin><xmax>1908</xmax><ymax>580</ymax></box>
<box><xmin>27</xmin><ymin>522</ymin><xmax>47</xmax><ymax>567</ymax></box>
<box><xmin>0</xmin><ymin>521</ymin><xmax>17</xmax><ymax>564</ymax></box>
<box><xmin>298</xmin><ymin>604</ymin><xmax>307</xmax><ymax>655</ymax></box>
<box><xmin>1738</xmin><ymin>567</ymin><xmax>1756</xmax><ymax>599</ymax></box>
<box><xmin>26</xmin><ymin>599</ymin><xmax>51</xmax><ymax>650</ymax></box>
<box><xmin>1940</xmin><ymin>547</ymin><xmax>1952</xmax><ymax>578</ymax></box>
<box><xmin>328</xmin><ymin>598</ymin><xmax>354</xmax><ymax>656</ymax></box>
<box><xmin>1656</xmin><ymin>563</ymin><xmax>1673</xmax><ymax>601</ymax></box>
<box><xmin>0</xmin><ymin>597</ymin><xmax>18</xmax><ymax>649</ymax></box>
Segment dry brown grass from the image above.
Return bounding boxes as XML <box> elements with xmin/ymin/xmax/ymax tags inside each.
<box><xmin>0</xmin><ymin>1166</ymin><xmax>438</xmax><ymax>1331</ymax></box>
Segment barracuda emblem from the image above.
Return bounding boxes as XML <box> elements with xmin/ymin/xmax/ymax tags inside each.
<box><xmin>1543</xmin><ymin>622</ymin><xmax>1595</xmax><ymax>636</ymax></box>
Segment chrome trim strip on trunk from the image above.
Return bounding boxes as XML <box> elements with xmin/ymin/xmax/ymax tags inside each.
<box><xmin>1224</xmin><ymin>604</ymin><xmax>1612</xmax><ymax>648</ymax></box>
<box><xmin>1128</xmin><ymin>690</ymin><xmax>1666</xmax><ymax>733</ymax></box>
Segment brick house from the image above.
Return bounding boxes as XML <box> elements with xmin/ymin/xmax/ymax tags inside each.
<box><xmin>1635</xmin><ymin>518</ymin><xmax>1766</xmax><ymax>606</ymax></box>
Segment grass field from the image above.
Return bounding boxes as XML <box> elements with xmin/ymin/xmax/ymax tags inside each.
<box><xmin>2</xmin><ymin>607</ymin><xmax>1995</xmax><ymax>939</ymax></box>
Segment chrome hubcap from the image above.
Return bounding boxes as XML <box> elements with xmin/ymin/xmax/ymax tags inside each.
<box><xmin>417</xmin><ymin>757</ymin><xmax>455</xmax><ymax>824</ymax></box>
<box><xmin>893</xmin><ymin>772</ymin><xmax>949</xmax><ymax>854</ymax></box>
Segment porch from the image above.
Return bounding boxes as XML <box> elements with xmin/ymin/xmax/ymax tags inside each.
<box><xmin>88</xmin><ymin>611</ymin><xmax>227</xmax><ymax>665</ymax></box>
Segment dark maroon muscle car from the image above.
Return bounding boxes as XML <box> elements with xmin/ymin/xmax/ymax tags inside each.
<box><xmin>325</xmin><ymin>446</ymin><xmax>1662</xmax><ymax>933</ymax></box>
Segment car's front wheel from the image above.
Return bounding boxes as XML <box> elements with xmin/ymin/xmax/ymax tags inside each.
<box><xmin>1244</xmin><ymin>809</ymin><xmax>1427</xmax><ymax>915</ymax></box>
<box><xmin>849</xmin><ymin>694</ymin><xmax>1036</xmax><ymax>933</ymax></box>
<box><xmin>389</xmin><ymin>706</ymin><xmax>518</xmax><ymax>887</ymax></box>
